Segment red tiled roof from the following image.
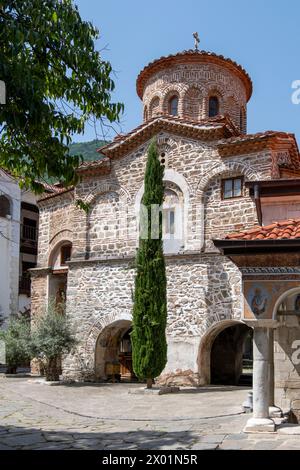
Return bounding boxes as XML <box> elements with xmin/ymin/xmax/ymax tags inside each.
<box><xmin>76</xmin><ymin>156</ymin><xmax>111</xmax><ymax>176</ymax></box>
<box><xmin>38</xmin><ymin>186</ymin><xmax>74</xmax><ymax>202</ymax></box>
<box><xmin>225</xmin><ymin>219</ymin><xmax>300</xmax><ymax>241</ymax></box>
<box><xmin>41</xmin><ymin>182</ymin><xmax>65</xmax><ymax>193</ymax></box>
<box><xmin>97</xmin><ymin>114</ymin><xmax>239</xmax><ymax>159</ymax></box>
<box><xmin>219</xmin><ymin>130</ymin><xmax>294</xmax><ymax>145</ymax></box>
<box><xmin>217</xmin><ymin>131</ymin><xmax>300</xmax><ymax>170</ymax></box>
<box><xmin>136</xmin><ymin>49</ymin><xmax>252</xmax><ymax>101</ymax></box>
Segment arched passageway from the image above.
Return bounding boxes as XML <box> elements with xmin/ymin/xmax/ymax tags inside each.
<box><xmin>95</xmin><ymin>320</ymin><xmax>137</xmax><ymax>382</ymax></box>
<box><xmin>210</xmin><ymin>324</ymin><xmax>252</xmax><ymax>385</ymax></box>
<box><xmin>198</xmin><ymin>320</ymin><xmax>253</xmax><ymax>386</ymax></box>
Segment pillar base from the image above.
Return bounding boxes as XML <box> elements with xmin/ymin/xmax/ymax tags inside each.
<box><xmin>269</xmin><ymin>406</ymin><xmax>282</xmax><ymax>418</ymax></box>
<box><xmin>243</xmin><ymin>417</ymin><xmax>276</xmax><ymax>433</ymax></box>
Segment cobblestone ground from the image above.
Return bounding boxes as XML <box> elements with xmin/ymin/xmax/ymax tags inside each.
<box><xmin>0</xmin><ymin>377</ymin><xmax>299</xmax><ymax>450</ymax></box>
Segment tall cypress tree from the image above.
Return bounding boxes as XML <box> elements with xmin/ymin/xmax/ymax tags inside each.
<box><xmin>131</xmin><ymin>139</ymin><xmax>167</xmax><ymax>389</ymax></box>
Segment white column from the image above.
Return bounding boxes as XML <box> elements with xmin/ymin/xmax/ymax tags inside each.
<box><xmin>244</xmin><ymin>327</ymin><xmax>275</xmax><ymax>432</ymax></box>
<box><xmin>269</xmin><ymin>328</ymin><xmax>275</xmax><ymax>406</ymax></box>
<box><xmin>268</xmin><ymin>328</ymin><xmax>282</xmax><ymax>417</ymax></box>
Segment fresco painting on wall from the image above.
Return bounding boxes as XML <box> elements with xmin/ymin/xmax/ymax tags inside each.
<box><xmin>243</xmin><ymin>280</ymin><xmax>300</xmax><ymax>320</ymax></box>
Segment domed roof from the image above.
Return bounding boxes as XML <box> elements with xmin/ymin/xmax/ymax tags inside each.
<box><xmin>136</xmin><ymin>49</ymin><xmax>253</xmax><ymax>101</ymax></box>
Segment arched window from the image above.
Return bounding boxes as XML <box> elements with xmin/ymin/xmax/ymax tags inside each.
<box><xmin>162</xmin><ymin>186</ymin><xmax>184</xmax><ymax>254</ymax></box>
<box><xmin>0</xmin><ymin>195</ymin><xmax>11</xmax><ymax>218</ymax></box>
<box><xmin>168</xmin><ymin>95</ymin><xmax>178</xmax><ymax>116</ymax></box>
<box><xmin>209</xmin><ymin>96</ymin><xmax>219</xmax><ymax>117</ymax></box>
<box><xmin>61</xmin><ymin>243</ymin><xmax>72</xmax><ymax>266</ymax></box>
<box><xmin>149</xmin><ymin>97</ymin><xmax>160</xmax><ymax>118</ymax></box>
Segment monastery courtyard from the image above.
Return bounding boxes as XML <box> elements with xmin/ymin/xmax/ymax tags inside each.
<box><xmin>0</xmin><ymin>377</ymin><xmax>300</xmax><ymax>450</ymax></box>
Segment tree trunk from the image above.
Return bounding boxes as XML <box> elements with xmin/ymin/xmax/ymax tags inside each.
<box><xmin>146</xmin><ymin>378</ymin><xmax>153</xmax><ymax>389</ymax></box>
<box><xmin>45</xmin><ymin>357</ymin><xmax>60</xmax><ymax>381</ymax></box>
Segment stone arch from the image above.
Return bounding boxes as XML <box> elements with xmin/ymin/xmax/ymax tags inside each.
<box><xmin>272</xmin><ymin>286</ymin><xmax>300</xmax><ymax>320</ymax></box>
<box><xmin>95</xmin><ymin>320</ymin><xmax>132</xmax><ymax>380</ymax></box>
<box><xmin>134</xmin><ymin>169</ymin><xmax>191</xmax><ymax>251</ymax></box>
<box><xmin>183</xmin><ymin>86</ymin><xmax>203</xmax><ymax>121</ymax></box>
<box><xmin>84</xmin><ymin>311</ymin><xmax>132</xmax><ymax>378</ymax></box>
<box><xmin>206</xmin><ymin>87</ymin><xmax>224</xmax><ymax>117</ymax></box>
<box><xmin>48</xmin><ymin>229</ymin><xmax>73</xmax><ymax>265</ymax></box>
<box><xmin>196</xmin><ymin>161</ymin><xmax>260</xmax><ymax>199</ymax></box>
<box><xmin>149</xmin><ymin>95</ymin><xmax>161</xmax><ymax>118</ymax></box>
<box><xmin>84</xmin><ymin>182</ymin><xmax>131</xmax><ymax>206</ymax></box>
<box><xmin>135</xmin><ymin>169</ymin><xmax>191</xmax><ymax>209</ymax></box>
<box><xmin>84</xmin><ymin>184</ymin><xmax>131</xmax><ymax>259</ymax></box>
<box><xmin>162</xmin><ymin>87</ymin><xmax>181</xmax><ymax>115</ymax></box>
<box><xmin>198</xmin><ymin>319</ymin><xmax>251</xmax><ymax>385</ymax></box>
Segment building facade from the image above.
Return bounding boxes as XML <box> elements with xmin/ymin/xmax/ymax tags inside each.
<box><xmin>31</xmin><ymin>49</ymin><xmax>300</xmax><ymax>428</ymax></box>
<box><xmin>0</xmin><ymin>169</ymin><xmax>39</xmax><ymax>322</ymax></box>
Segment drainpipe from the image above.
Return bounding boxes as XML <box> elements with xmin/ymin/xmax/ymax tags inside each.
<box><xmin>254</xmin><ymin>183</ymin><xmax>262</xmax><ymax>226</ymax></box>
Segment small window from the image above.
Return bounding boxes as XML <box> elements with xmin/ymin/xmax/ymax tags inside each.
<box><xmin>61</xmin><ymin>245</ymin><xmax>72</xmax><ymax>266</ymax></box>
<box><xmin>0</xmin><ymin>195</ymin><xmax>11</xmax><ymax>218</ymax></box>
<box><xmin>169</xmin><ymin>96</ymin><xmax>178</xmax><ymax>116</ymax></box>
<box><xmin>222</xmin><ymin>177</ymin><xmax>243</xmax><ymax>199</ymax></box>
<box><xmin>163</xmin><ymin>209</ymin><xmax>175</xmax><ymax>237</ymax></box>
<box><xmin>209</xmin><ymin>96</ymin><xmax>219</xmax><ymax>117</ymax></box>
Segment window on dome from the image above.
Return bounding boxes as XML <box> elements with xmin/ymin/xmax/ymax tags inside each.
<box><xmin>169</xmin><ymin>96</ymin><xmax>178</xmax><ymax>116</ymax></box>
<box><xmin>209</xmin><ymin>96</ymin><xmax>219</xmax><ymax>117</ymax></box>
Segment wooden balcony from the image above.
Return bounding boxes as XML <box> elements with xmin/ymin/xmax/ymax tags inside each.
<box><xmin>20</xmin><ymin>224</ymin><xmax>37</xmax><ymax>255</ymax></box>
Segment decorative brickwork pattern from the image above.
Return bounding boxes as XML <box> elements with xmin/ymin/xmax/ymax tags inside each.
<box><xmin>141</xmin><ymin>61</ymin><xmax>248</xmax><ymax>132</ymax></box>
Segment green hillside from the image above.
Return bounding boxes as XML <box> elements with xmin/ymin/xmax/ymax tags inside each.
<box><xmin>69</xmin><ymin>139</ymin><xmax>109</xmax><ymax>162</ymax></box>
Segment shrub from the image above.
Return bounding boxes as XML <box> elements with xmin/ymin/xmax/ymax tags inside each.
<box><xmin>0</xmin><ymin>314</ymin><xmax>32</xmax><ymax>374</ymax></box>
<box><xmin>31</xmin><ymin>301</ymin><xmax>77</xmax><ymax>381</ymax></box>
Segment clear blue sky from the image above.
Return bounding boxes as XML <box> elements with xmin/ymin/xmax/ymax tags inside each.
<box><xmin>73</xmin><ymin>0</ymin><xmax>300</xmax><ymax>144</ymax></box>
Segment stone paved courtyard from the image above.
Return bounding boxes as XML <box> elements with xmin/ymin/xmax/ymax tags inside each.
<box><xmin>0</xmin><ymin>376</ymin><xmax>300</xmax><ymax>450</ymax></box>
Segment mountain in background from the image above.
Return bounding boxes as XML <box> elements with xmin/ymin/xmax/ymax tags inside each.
<box><xmin>69</xmin><ymin>139</ymin><xmax>109</xmax><ymax>161</ymax></box>
<box><xmin>43</xmin><ymin>140</ymin><xmax>110</xmax><ymax>185</ymax></box>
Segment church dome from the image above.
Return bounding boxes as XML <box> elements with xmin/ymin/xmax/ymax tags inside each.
<box><xmin>136</xmin><ymin>49</ymin><xmax>252</xmax><ymax>134</ymax></box>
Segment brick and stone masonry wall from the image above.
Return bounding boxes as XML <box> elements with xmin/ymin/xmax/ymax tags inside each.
<box><xmin>37</xmin><ymin>193</ymin><xmax>74</xmax><ymax>267</ymax></box>
<box><xmin>62</xmin><ymin>253</ymin><xmax>242</xmax><ymax>384</ymax></box>
<box><xmin>70</xmin><ymin>135</ymin><xmax>272</xmax><ymax>259</ymax></box>
<box><xmin>31</xmin><ymin>133</ymin><xmax>274</xmax><ymax>383</ymax></box>
<box><xmin>274</xmin><ymin>321</ymin><xmax>300</xmax><ymax>418</ymax></box>
<box><xmin>142</xmin><ymin>63</ymin><xmax>248</xmax><ymax>132</ymax></box>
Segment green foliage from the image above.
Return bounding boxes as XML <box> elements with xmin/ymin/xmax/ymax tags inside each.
<box><xmin>0</xmin><ymin>1</ymin><xmax>123</xmax><ymax>191</ymax></box>
<box><xmin>131</xmin><ymin>140</ymin><xmax>168</xmax><ymax>383</ymax></box>
<box><xmin>31</xmin><ymin>301</ymin><xmax>77</xmax><ymax>361</ymax></box>
<box><xmin>75</xmin><ymin>198</ymin><xmax>90</xmax><ymax>213</ymax></box>
<box><xmin>69</xmin><ymin>139</ymin><xmax>109</xmax><ymax>162</ymax></box>
<box><xmin>0</xmin><ymin>314</ymin><xmax>32</xmax><ymax>369</ymax></box>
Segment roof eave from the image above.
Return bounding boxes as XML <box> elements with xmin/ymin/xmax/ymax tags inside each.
<box><xmin>136</xmin><ymin>50</ymin><xmax>253</xmax><ymax>102</ymax></box>
<box><xmin>100</xmin><ymin>115</ymin><xmax>238</xmax><ymax>159</ymax></box>
<box><xmin>213</xmin><ymin>238</ymin><xmax>300</xmax><ymax>255</ymax></box>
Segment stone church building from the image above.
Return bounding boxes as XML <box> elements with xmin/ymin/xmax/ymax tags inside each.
<box><xmin>31</xmin><ymin>47</ymin><xmax>300</xmax><ymax>431</ymax></box>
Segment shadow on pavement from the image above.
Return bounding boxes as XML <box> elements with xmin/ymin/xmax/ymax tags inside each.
<box><xmin>0</xmin><ymin>424</ymin><xmax>199</xmax><ymax>450</ymax></box>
